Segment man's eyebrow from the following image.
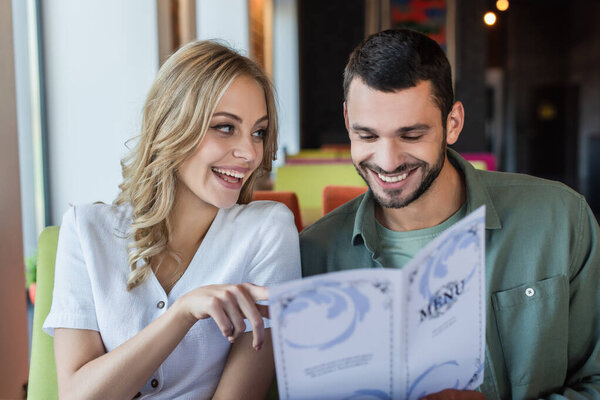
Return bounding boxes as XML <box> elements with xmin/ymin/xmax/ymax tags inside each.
<box><xmin>397</xmin><ymin>124</ymin><xmax>431</xmax><ymax>133</ymax></box>
<box><xmin>351</xmin><ymin>123</ymin><xmax>432</xmax><ymax>134</ymax></box>
<box><xmin>212</xmin><ymin>112</ymin><xmax>242</xmax><ymax>122</ymax></box>
<box><xmin>350</xmin><ymin>124</ymin><xmax>377</xmax><ymax>134</ymax></box>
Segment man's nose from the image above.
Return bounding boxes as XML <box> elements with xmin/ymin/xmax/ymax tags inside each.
<box><xmin>375</xmin><ymin>139</ymin><xmax>404</xmax><ymax>172</ymax></box>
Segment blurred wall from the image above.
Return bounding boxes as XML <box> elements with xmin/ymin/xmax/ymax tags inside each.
<box><xmin>196</xmin><ymin>0</ymin><xmax>249</xmax><ymax>51</ymax></box>
<box><xmin>273</xmin><ymin>0</ymin><xmax>300</xmax><ymax>159</ymax></box>
<box><xmin>12</xmin><ymin>0</ymin><xmax>42</xmax><ymax>260</ymax></box>
<box><xmin>452</xmin><ymin>0</ymin><xmax>487</xmax><ymax>153</ymax></box>
<box><xmin>505</xmin><ymin>1</ymin><xmax>571</xmax><ymax>178</ymax></box>
<box><xmin>501</xmin><ymin>0</ymin><xmax>600</xmax><ymax>196</ymax></box>
<box><xmin>298</xmin><ymin>0</ymin><xmax>366</xmax><ymax>148</ymax></box>
<box><xmin>0</xmin><ymin>1</ymin><xmax>30</xmax><ymax>397</ymax></box>
<box><xmin>569</xmin><ymin>0</ymin><xmax>600</xmax><ymax>207</ymax></box>
<box><xmin>42</xmin><ymin>0</ymin><xmax>159</xmax><ymax>223</ymax></box>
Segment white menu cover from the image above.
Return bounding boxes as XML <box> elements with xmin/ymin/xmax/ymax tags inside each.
<box><xmin>269</xmin><ymin>206</ymin><xmax>486</xmax><ymax>400</ymax></box>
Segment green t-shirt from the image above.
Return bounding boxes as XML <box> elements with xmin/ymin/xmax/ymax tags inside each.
<box><xmin>375</xmin><ymin>202</ymin><xmax>467</xmax><ymax>269</ymax></box>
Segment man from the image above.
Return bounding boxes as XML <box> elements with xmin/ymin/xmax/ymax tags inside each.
<box><xmin>300</xmin><ymin>29</ymin><xmax>600</xmax><ymax>399</ymax></box>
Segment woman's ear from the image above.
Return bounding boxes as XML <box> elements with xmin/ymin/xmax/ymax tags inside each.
<box><xmin>446</xmin><ymin>101</ymin><xmax>464</xmax><ymax>145</ymax></box>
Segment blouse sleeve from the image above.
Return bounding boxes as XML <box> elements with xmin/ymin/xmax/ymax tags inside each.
<box><xmin>242</xmin><ymin>203</ymin><xmax>301</xmax><ymax>331</ymax></box>
<box><xmin>245</xmin><ymin>202</ymin><xmax>302</xmax><ymax>287</ymax></box>
<box><xmin>43</xmin><ymin>206</ymin><xmax>99</xmax><ymax>336</ymax></box>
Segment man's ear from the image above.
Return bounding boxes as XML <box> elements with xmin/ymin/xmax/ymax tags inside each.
<box><xmin>446</xmin><ymin>101</ymin><xmax>464</xmax><ymax>145</ymax></box>
<box><xmin>343</xmin><ymin>102</ymin><xmax>350</xmax><ymax>132</ymax></box>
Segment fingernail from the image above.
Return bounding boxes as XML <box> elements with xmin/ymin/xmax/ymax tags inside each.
<box><xmin>255</xmin><ymin>344</ymin><xmax>262</xmax><ymax>351</ymax></box>
<box><xmin>228</xmin><ymin>336</ymin><xmax>235</xmax><ymax>343</ymax></box>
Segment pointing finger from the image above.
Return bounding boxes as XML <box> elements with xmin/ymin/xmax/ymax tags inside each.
<box><xmin>242</xmin><ymin>283</ymin><xmax>269</xmax><ymax>301</ymax></box>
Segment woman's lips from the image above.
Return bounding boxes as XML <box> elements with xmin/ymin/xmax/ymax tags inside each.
<box><xmin>211</xmin><ymin>167</ymin><xmax>245</xmax><ymax>189</ymax></box>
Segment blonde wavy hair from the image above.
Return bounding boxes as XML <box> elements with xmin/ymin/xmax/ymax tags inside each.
<box><xmin>115</xmin><ymin>40</ymin><xmax>278</xmax><ymax>291</ymax></box>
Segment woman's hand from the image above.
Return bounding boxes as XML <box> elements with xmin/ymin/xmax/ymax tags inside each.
<box><xmin>177</xmin><ymin>283</ymin><xmax>269</xmax><ymax>350</ymax></box>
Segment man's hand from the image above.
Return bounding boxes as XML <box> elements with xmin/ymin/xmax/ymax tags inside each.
<box><xmin>421</xmin><ymin>389</ymin><xmax>486</xmax><ymax>400</ymax></box>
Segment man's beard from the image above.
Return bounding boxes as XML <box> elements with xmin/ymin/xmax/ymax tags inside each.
<box><xmin>355</xmin><ymin>143</ymin><xmax>446</xmax><ymax>209</ymax></box>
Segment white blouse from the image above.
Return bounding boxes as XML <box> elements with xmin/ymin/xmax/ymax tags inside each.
<box><xmin>44</xmin><ymin>201</ymin><xmax>301</xmax><ymax>399</ymax></box>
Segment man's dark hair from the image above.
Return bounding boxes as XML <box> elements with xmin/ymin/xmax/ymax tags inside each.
<box><xmin>343</xmin><ymin>29</ymin><xmax>454</xmax><ymax>124</ymax></box>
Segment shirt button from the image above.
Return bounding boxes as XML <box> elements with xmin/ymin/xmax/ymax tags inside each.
<box><xmin>151</xmin><ymin>378</ymin><xmax>159</xmax><ymax>388</ymax></box>
<box><xmin>157</xmin><ymin>301</ymin><xmax>165</xmax><ymax>309</ymax></box>
<box><xmin>525</xmin><ymin>288</ymin><xmax>535</xmax><ymax>297</ymax></box>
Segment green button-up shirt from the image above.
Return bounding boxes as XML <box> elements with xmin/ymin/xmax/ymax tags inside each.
<box><xmin>300</xmin><ymin>149</ymin><xmax>600</xmax><ymax>399</ymax></box>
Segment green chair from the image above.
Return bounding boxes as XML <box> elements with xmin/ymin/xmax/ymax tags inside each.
<box><xmin>274</xmin><ymin>163</ymin><xmax>366</xmax><ymax>226</ymax></box>
<box><xmin>28</xmin><ymin>226</ymin><xmax>59</xmax><ymax>400</ymax></box>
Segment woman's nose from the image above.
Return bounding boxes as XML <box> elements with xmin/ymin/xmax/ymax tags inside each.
<box><xmin>233</xmin><ymin>135</ymin><xmax>257</xmax><ymax>162</ymax></box>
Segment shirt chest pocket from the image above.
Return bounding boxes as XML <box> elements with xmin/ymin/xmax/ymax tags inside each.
<box><xmin>491</xmin><ymin>275</ymin><xmax>569</xmax><ymax>389</ymax></box>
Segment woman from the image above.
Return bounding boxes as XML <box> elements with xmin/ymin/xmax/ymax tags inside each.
<box><xmin>43</xmin><ymin>41</ymin><xmax>301</xmax><ymax>399</ymax></box>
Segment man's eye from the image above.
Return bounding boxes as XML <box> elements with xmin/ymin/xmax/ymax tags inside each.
<box><xmin>358</xmin><ymin>134</ymin><xmax>376</xmax><ymax>141</ymax></box>
<box><xmin>212</xmin><ymin>124</ymin><xmax>234</xmax><ymax>134</ymax></box>
<box><xmin>403</xmin><ymin>135</ymin><xmax>423</xmax><ymax>141</ymax></box>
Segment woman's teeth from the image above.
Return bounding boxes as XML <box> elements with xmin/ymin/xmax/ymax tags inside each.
<box><xmin>212</xmin><ymin>168</ymin><xmax>245</xmax><ymax>182</ymax></box>
<box><xmin>377</xmin><ymin>172</ymin><xmax>408</xmax><ymax>183</ymax></box>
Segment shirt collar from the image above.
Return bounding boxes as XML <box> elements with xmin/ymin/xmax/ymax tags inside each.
<box><xmin>352</xmin><ymin>189</ymin><xmax>378</xmax><ymax>251</ymax></box>
<box><xmin>351</xmin><ymin>148</ymin><xmax>502</xmax><ymax>248</ymax></box>
<box><xmin>447</xmin><ymin>148</ymin><xmax>502</xmax><ymax>230</ymax></box>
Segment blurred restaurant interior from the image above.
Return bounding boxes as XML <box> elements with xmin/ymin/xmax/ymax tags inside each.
<box><xmin>1</xmin><ymin>0</ymin><xmax>599</xmax><ymax>397</ymax></box>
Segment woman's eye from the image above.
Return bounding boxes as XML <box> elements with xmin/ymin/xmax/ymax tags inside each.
<box><xmin>252</xmin><ymin>129</ymin><xmax>267</xmax><ymax>140</ymax></box>
<box><xmin>212</xmin><ymin>124</ymin><xmax>234</xmax><ymax>134</ymax></box>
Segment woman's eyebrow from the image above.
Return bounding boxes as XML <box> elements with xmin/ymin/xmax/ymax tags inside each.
<box><xmin>254</xmin><ymin>115</ymin><xmax>268</xmax><ymax>125</ymax></box>
<box><xmin>212</xmin><ymin>113</ymin><xmax>269</xmax><ymax>126</ymax></box>
<box><xmin>212</xmin><ymin>112</ymin><xmax>242</xmax><ymax>122</ymax></box>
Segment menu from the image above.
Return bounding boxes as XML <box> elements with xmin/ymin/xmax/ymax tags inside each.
<box><xmin>269</xmin><ymin>206</ymin><xmax>486</xmax><ymax>400</ymax></box>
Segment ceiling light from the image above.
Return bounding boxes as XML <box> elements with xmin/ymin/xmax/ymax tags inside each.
<box><xmin>496</xmin><ymin>0</ymin><xmax>509</xmax><ymax>11</ymax></box>
<box><xmin>484</xmin><ymin>12</ymin><xmax>497</xmax><ymax>26</ymax></box>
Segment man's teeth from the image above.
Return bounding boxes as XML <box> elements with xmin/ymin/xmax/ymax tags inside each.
<box><xmin>212</xmin><ymin>168</ymin><xmax>245</xmax><ymax>179</ymax></box>
<box><xmin>377</xmin><ymin>172</ymin><xmax>408</xmax><ymax>183</ymax></box>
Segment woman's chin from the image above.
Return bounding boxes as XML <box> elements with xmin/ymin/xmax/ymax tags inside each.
<box><xmin>212</xmin><ymin>196</ymin><xmax>241</xmax><ymax>209</ymax></box>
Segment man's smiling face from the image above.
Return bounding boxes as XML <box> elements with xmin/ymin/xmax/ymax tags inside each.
<box><xmin>345</xmin><ymin>79</ymin><xmax>449</xmax><ymax>209</ymax></box>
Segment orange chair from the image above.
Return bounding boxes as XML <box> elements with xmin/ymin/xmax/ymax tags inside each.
<box><xmin>252</xmin><ymin>190</ymin><xmax>303</xmax><ymax>232</ymax></box>
<box><xmin>322</xmin><ymin>185</ymin><xmax>368</xmax><ymax>215</ymax></box>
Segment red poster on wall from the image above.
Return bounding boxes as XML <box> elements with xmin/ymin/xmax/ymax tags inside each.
<box><xmin>390</xmin><ymin>0</ymin><xmax>447</xmax><ymax>50</ymax></box>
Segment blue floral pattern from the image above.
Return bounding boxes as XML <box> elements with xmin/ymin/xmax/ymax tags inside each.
<box><xmin>278</xmin><ymin>280</ymin><xmax>382</xmax><ymax>350</ymax></box>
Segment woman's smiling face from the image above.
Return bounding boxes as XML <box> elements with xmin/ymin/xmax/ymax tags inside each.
<box><xmin>177</xmin><ymin>75</ymin><xmax>268</xmax><ymax>209</ymax></box>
